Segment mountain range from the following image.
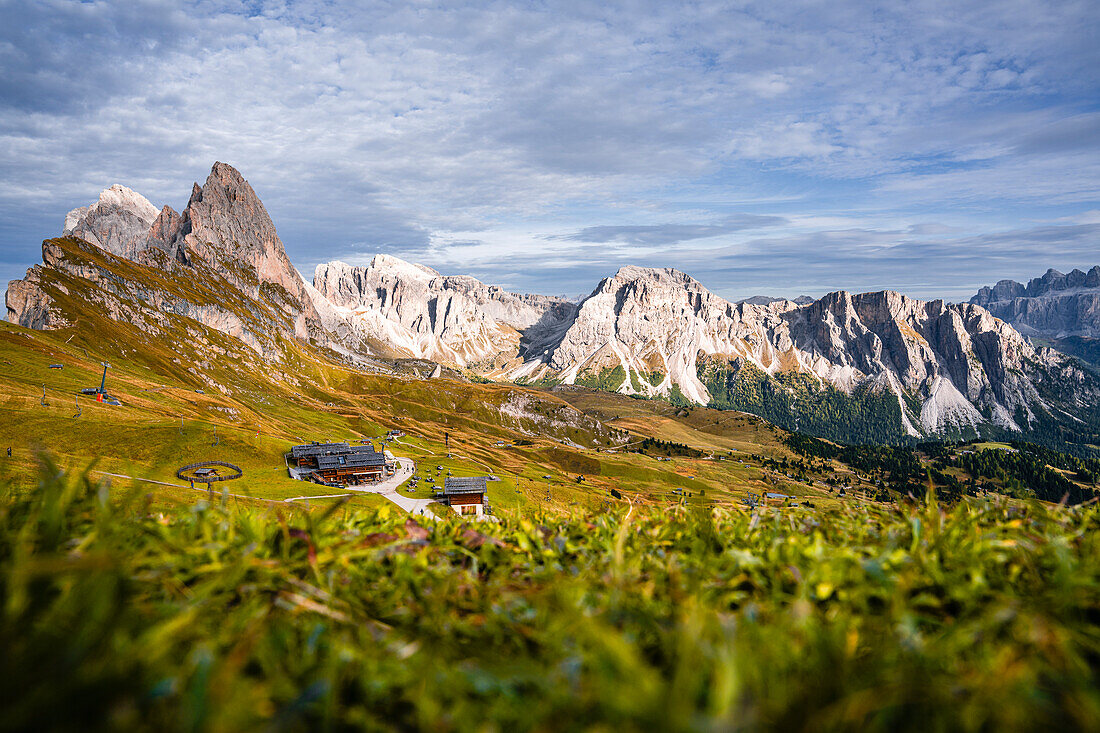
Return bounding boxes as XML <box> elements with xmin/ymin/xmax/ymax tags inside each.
<box><xmin>969</xmin><ymin>267</ymin><xmax>1100</xmax><ymax>370</ymax></box>
<box><xmin>8</xmin><ymin>162</ymin><xmax>1100</xmax><ymax>450</ymax></box>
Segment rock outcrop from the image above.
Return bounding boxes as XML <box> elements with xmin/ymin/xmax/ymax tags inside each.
<box><xmin>63</xmin><ymin>184</ymin><xmax>160</xmax><ymax>260</ymax></box>
<box><xmin>171</xmin><ymin>162</ymin><xmax>323</xmax><ymax>340</ymax></box>
<box><xmin>971</xmin><ymin>266</ymin><xmax>1100</xmax><ymax>338</ymax></box>
<box><xmin>507</xmin><ymin>265</ymin><xmax>1086</xmax><ymax>438</ymax></box>
<box><xmin>311</xmin><ymin>256</ymin><xmax>577</xmax><ymax>366</ymax></box>
<box><xmin>7</xmin><ymin>162</ymin><xmax>323</xmax><ymax>358</ymax></box>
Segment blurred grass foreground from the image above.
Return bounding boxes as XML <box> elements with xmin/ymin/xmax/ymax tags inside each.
<box><xmin>2</xmin><ymin>462</ymin><xmax>1100</xmax><ymax>732</ymax></box>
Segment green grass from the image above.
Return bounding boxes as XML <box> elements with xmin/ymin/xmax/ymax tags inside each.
<box><xmin>971</xmin><ymin>441</ymin><xmax>1016</xmax><ymax>451</ymax></box>
<box><xmin>3</xmin><ymin>464</ymin><xmax>1099</xmax><ymax>731</ymax></box>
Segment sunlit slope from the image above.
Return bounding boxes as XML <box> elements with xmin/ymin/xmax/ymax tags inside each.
<box><xmin>1</xmin><ymin>308</ymin><xmax>857</xmax><ymax>516</ymax></box>
<box><xmin>551</xmin><ymin>386</ymin><xmax>789</xmax><ymax>453</ymax></box>
<box><xmin>1</xmin><ymin>236</ymin><xmax>856</xmax><ymax>514</ymax></box>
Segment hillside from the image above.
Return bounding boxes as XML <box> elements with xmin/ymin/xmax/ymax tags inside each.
<box><xmin>4</xmin><ymin>467</ymin><xmax>1100</xmax><ymax>731</ymax></box>
<box><xmin>971</xmin><ymin>266</ymin><xmax>1100</xmax><ymax>369</ymax></box>
<box><xmin>11</xmin><ymin>163</ymin><xmax>1100</xmax><ymax>453</ymax></box>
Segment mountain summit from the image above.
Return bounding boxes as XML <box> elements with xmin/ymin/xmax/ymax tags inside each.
<box><xmin>8</xmin><ymin>162</ymin><xmax>321</xmax><ymax>356</ymax></box>
<box><xmin>971</xmin><ymin>266</ymin><xmax>1100</xmax><ymax>339</ymax></box>
<box><xmin>505</xmin><ymin>268</ymin><xmax>1064</xmax><ymax>441</ymax></box>
<box><xmin>310</xmin><ymin>255</ymin><xmax>577</xmax><ymax>366</ymax></box>
<box><xmin>8</xmin><ymin>163</ymin><xmax>1100</xmax><ymax>448</ymax></box>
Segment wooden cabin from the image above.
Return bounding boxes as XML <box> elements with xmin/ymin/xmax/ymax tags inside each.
<box><xmin>314</xmin><ymin>451</ymin><xmax>386</xmax><ymax>486</ymax></box>
<box><xmin>290</xmin><ymin>441</ymin><xmax>361</xmax><ymax>469</ymax></box>
<box><xmin>438</xmin><ymin>476</ymin><xmax>489</xmax><ymax>516</ymax></box>
<box><xmin>288</xmin><ymin>441</ymin><xmax>390</xmax><ymax>486</ymax></box>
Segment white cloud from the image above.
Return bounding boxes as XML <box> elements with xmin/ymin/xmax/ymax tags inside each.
<box><xmin>1</xmin><ymin>0</ymin><xmax>1098</xmax><ymax>299</ymax></box>
<box><xmin>729</xmin><ymin>121</ymin><xmax>840</xmax><ymax>161</ymax></box>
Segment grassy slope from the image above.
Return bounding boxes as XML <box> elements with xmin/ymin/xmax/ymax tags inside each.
<box><xmin>3</xmin><ymin>468</ymin><xmax>1099</xmax><ymax>731</ymax></box>
<box><xmin>3</xmin><ymin>236</ymin><xmax>897</xmax><ymax>518</ymax></box>
<box><xmin>5</xmin><ymin>311</ymin><xmax>825</xmax><ymax>518</ymax></box>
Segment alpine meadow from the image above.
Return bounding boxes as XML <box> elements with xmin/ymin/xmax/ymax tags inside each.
<box><xmin>3</xmin><ymin>1</ymin><xmax>1100</xmax><ymax>731</ymax></box>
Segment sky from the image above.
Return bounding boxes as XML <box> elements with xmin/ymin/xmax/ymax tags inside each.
<box><xmin>2</xmin><ymin>0</ymin><xmax>1099</xmax><ymax>303</ymax></box>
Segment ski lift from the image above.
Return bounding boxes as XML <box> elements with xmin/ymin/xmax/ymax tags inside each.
<box><xmin>79</xmin><ymin>363</ymin><xmax>121</xmax><ymax>405</ymax></box>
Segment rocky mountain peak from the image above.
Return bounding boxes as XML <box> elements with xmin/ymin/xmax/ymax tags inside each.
<box><xmin>9</xmin><ymin>162</ymin><xmax>323</xmax><ymax>354</ymax></box>
<box><xmin>610</xmin><ymin>265</ymin><xmax>703</xmax><ymax>290</ymax></box>
<box><xmin>62</xmin><ymin>183</ymin><xmax>161</xmax><ymax>260</ymax></box>
<box><xmin>369</xmin><ymin>254</ymin><xmax>442</xmax><ymax>281</ymax></box>
<box><xmin>970</xmin><ymin>265</ymin><xmax>1100</xmax><ymax>339</ymax></box>
<box><xmin>174</xmin><ymin>161</ymin><xmax>321</xmax><ymax>337</ymax></box>
<box><xmin>738</xmin><ymin>294</ymin><xmax>814</xmax><ymax>306</ymax></box>
<box><xmin>310</xmin><ymin>254</ymin><xmax>579</xmax><ymax>366</ymax></box>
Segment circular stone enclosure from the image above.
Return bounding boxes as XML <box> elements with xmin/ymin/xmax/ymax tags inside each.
<box><xmin>176</xmin><ymin>460</ymin><xmax>244</xmax><ymax>483</ymax></box>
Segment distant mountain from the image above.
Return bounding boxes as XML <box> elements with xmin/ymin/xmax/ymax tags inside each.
<box><xmin>970</xmin><ymin>267</ymin><xmax>1100</xmax><ymax>369</ymax></box>
<box><xmin>738</xmin><ymin>294</ymin><xmax>814</xmax><ymax>306</ymax></box>
<box><xmin>308</xmin><ymin>256</ymin><xmax>576</xmax><ymax>367</ymax></box>
<box><xmin>503</xmin><ymin>266</ymin><xmax>1100</xmax><ymax>444</ymax></box>
<box><xmin>970</xmin><ymin>267</ymin><xmax>1100</xmax><ymax>338</ymax></box>
<box><xmin>9</xmin><ymin>163</ymin><xmax>1100</xmax><ymax>450</ymax></box>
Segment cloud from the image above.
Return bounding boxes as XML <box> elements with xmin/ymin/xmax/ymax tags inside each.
<box><xmin>550</xmin><ymin>215</ymin><xmax>787</xmax><ymax>245</ymax></box>
<box><xmin>1015</xmin><ymin>112</ymin><xmax>1100</xmax><ymax>156</ymax></box>
<box><xmin>393</xmin><ymin>220</ymin><xmax>1100</xmax><ymax>306</ymax></box>
<box><xmin>729</xmin><ymin>122</ymin><xmax>840</xmax><ymax>161</ymax></box>
<box><xmin>1</xmin><ymin>0</ymin><xmax>1099</xmax><ymax>300</ymax></box>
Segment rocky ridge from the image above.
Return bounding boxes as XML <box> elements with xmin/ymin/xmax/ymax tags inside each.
<box><xmin>8</xmin><ymin>163</ymin><xmax>322</xmax><ymax>359</ymax></box>
<box><xmin>309</xmin><ymin>256</ymin><xmax>577</xmax><ymax>367</ymax></box>
<box><xmin>505</xmin><ymin>265</ymin><xmax>1073</xmax><ymax>438</ymax></box>
<box><xmin>970</xmin><ymin>266</ymin><xmax>1100</xmax><ymax>339</ymax></box>
<box><xmin>9</xmin><ymin>163</ymin><xmax>1099</xmax><ymax>446</ymax></box>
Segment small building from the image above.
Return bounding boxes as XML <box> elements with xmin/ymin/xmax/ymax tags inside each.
<box><xmin>314</xmin><ymin>451</ymin><xmax>387</xmax><ymax>486</ymax></box>
<box><xmin>437</xmin><ymin>476</ymin><xmax>489</xmax><ymax>516</ymax></box>
<box><xmin>288</xmin><ymin>441</ymin><xmax>392</xmax><ymax>486</ymax></box>
<box><xmin>194</xmin><ymin>467</ymin><xmax>219</xmax><ymax>478</ymax></box>
<box><xmin>289</xmin><ymin>441</ymin><xmax>365</xmax><ymax>469</ymax></box>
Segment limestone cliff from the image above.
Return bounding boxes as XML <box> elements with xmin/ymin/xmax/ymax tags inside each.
<box><xmin>311</xmin><ymin>256</ymin><xmax>577</xmax><ymax>367</ymax></box>
<box><xmin>507</xmin><ymin>266</ymin><xmax>1094</xmax><ymax>439</ymax></box>
<box><xmin>7</xmin><ymin>162</ymin><xmax>322</xmax><ymax>359</ymax></box>
<box><xmin>971</xmin><ymin>266</ymin><xmax>1100</xmax><ymax>339</ymax></box>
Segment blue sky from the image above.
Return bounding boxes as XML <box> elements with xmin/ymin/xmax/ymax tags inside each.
<box><xmin>2</xmin><ymin>0</ymin><xmax>1099</xmax><ymax>303</ymax></box>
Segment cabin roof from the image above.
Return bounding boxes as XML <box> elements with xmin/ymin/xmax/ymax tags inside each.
<box><xmin>443</xmin><ymin>476</ymin><xmax>488</xmax><ymax>494</ymax></box>
<box><xmin>317</xmin><ymin>452</ymin><xmax>386</xmax><ymax>470</ymax></box>
<box><xmin>291</xmin><ymin>441</ymin><xmax>380</xmax><ymax>459</ymax></box>
<box><xmin>291</xmin><ymin>441</ymin><xmax>349</xmax><ymax>458</ymax></box>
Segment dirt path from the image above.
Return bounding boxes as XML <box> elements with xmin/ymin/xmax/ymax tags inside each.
<box><xmin>338</xmin><ymin>457</ymin><xmax>438</xmax><ymax>517</ymax></box>
<box><xmin>94</xmin><ymin>471</ymin><xmax>280</xmax><ymax>504</ymax></box>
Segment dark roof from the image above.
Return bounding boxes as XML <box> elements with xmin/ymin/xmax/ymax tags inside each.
<box><xmin>291</xmin><ymin>442</ymin><xmax>349</xmax><ymax>458</ymax></box>
<box><xmin>291</xmin><ymin>442</ymin><xmax>380</xmax><ymax>459</ymax></box>
<box><xmin>443</xmin><ymin>476</ymin><xmax>488</xmax><ymax>494</ymax></box>
<box><xmin>317</xmin><ymin>452</ymin><xmax>386</xmax><ymax>470</ymax></box>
